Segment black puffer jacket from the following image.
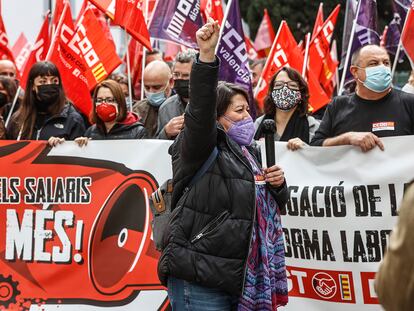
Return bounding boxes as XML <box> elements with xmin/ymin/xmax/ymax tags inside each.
<box><xmin>7</xmin><ymin>103</ymin><xmax>86</xmax><ymax>140</ymax></box>
<box><xmin>158</xmin><ymin>58</ymin><xmax>288</xmax><ymax>296</ymax></box>
<box><xmin>84</xmin><ymin>112</ymin><xmax>148</xmax><ymax>139</ymax></box>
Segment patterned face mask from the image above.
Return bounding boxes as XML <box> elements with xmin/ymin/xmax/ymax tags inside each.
<box><xmin>271</xmin><ymin>85</ymin><xmax>302</xmax><ymax>111</ymax></box>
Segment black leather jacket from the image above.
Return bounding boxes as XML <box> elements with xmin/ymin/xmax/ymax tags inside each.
<box><xmin>158</xmin><ymin>58</ymin><xmax>288</xmax><ymax>295</ymax></box>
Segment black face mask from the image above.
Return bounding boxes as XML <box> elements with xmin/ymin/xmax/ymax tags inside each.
<box><xmin>35</xmin><ymin>84</ymin><xmax>60</xmax><ymax>111</ymax></box>
<box><xmin>0</xmin><ymin>93</ymin><xmax>8</xmax><ymax>108</ymax></box>
<box><xmin>173</xmin><ymin>79</ymin><xmax>190</xmax><ymax>100</ymax></box>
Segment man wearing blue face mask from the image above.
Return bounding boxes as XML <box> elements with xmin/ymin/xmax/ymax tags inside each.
<box><xmin>311</xmin><ymin>44</ymin><xmax>414</xmax><ymax>152</ymax></box>
<box><xmin>133</xmin><ymin>60</ymin><xmax>173</xmax><ymax>137</ymax></box>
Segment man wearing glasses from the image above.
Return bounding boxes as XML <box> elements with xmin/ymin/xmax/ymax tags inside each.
<box><xmin>156</xmin><ymin>50</ymin><xmax>196</xmax><ymax>140</ymax></box>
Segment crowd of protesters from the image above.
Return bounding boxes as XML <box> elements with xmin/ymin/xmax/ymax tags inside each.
<box><xmin>0</xmin><ymin>18</ymin><xmax>414</xmax><ymax>310</ymax></box>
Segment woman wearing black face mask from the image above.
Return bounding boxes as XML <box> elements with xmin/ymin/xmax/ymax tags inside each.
<box><xmin>7</xmin><ymin>61</ymin><xmax>86</xmax><ymax>142</ymax></box>
<box><xmin>0</xmin><ymin>76</ymin><xmax>18</xmax><ymax>139</ymax></box>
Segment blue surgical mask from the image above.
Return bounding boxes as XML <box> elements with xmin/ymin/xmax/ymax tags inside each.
<box><xmin>145</xmin><ymin>89</ymin><xmax>167</xmax><ymax>107</ymax></box>
<box><xmin>359</xmin><ymin>65</ymin><xmax>392</xmax><ymax>93</ymax></box>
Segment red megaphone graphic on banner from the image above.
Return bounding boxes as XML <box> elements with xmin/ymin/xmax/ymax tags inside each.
<box><xmin>0</xmin><ymin>141</ymin><xmax>166</xmax><ymax>311</ymax></box>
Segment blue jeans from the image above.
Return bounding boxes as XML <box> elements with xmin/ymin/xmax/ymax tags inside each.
<box><xmin>167</xmin><ymin>276</ymin><xmax>238</xmax><ymax>310</ymax></box>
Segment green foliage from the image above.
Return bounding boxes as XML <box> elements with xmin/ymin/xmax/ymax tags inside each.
<box><xmin>239</xmin><ymin>0</ymin><xmax>394</xmax><ymax>53</ymax></box>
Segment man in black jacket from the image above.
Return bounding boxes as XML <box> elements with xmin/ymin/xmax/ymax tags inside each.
<box><xmin>156</xmin><ymin>50</ymin><xmax>196</xmax><ymax>140</ymax></box>
<box><xmin>311</xmin><ymin>45</ymin><xmax>414</xmax><ymax>152</ymax></box>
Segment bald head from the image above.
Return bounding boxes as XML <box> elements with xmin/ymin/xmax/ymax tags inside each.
<box><xmin>0</xmin><ymin>60</ymin><xmax>17</xmax><ymax>79</ymax></box>
<box><xmin>351</xmin><ymin>45</ymin><xmax>390</xmax><ymax>67</ymax></box>
<box><xmin>350</xmin><ymin>44</ymin><xmax>392</xmax><ymax>97</ymax></box>
<box><xmin>143</xmin><ymin>60</ymin><xmax>173</xmax><ymax>95</ymax></box>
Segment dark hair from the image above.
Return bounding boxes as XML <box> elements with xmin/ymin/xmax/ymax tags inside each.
<box><xmin>108</xmin><ymin>73</ymin><xmax>135</xmax><ymax>98</ymax></box>
<box><xmin>146</xmin><ymin>49</ymin><xmax>162</xmax><ymax>57</ymax></box>
<box><xmin>109</xmin><ymin>73</ymin><xmax>127</xmax><ymax>85</ymax></box>
<box><xmin>12</xmin><ymin>61</ymin><xmax>66</xmax><ymax>139</ymax></box>
<box><xmin>0</xmin><ymin>76</ymin><xmax>17</xmax><ymax>102</ymax></box>
<box><xmin>216</xmin><ymin>81</ymin><xmax>250</xmax><ymax>118</ymax></box>
<box><xmin>90</xmin><ymin>79</ymin><xmax>127</xmax><ymax>132</ymax></box>
<box><xmin>263</xmin><ymin>67</ymin><xmax>310</xmax><ymax>117</ymax></box>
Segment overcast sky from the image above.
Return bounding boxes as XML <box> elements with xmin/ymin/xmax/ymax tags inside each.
<box><xmin>2</xmin><ymin>0</ymin><xmax>124</xmax><ymax>56</ymax></box>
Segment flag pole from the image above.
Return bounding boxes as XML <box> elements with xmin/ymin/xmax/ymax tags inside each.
<box><xmin>392</xmin><ymin>44</ymin><xmax>402</xmax><ymax>78</ymax></box>
<box><xmin>302</xmin><ymin>32</ymin><xmax>311</xmax><ymax>79</ymax></box>
<box><xmin>6</xmin><ymin>10</ymin><xmax>52</xmax><ymax>127</ymax></box>
<box><xmin>124</xmin><ymin>30</ymin><xmax>133</xmax><ymax>111</ymax></box>
<box><xmin>254</xmin><ymin>20</ymin><xmax>284</xmax><ymax>97</ymax></box>
<box><xmin>140</xmin><ymin>47</ymin><xmax>147</xmax><ymax>101</ymax></box>
<box><xmin>4</xmin><ymin>89</ymin><xmax>21</xmax><ymax>128</ymax></box>
<box><xmin>140</xmin><ymin>0</ymin><xmax>149</xmax><ymax>101</ymax></box>
<box><xmin>214</xmin><ymin>0</ymin><xmax>233</xmax><ymax>54</ymax></box>
<box><xmin>45</xmin><ymin>3</ymin><xmax>68</xmax><ymax>60</ymax></box>
<box><xmin>338</xmin><ymin>0</ymin><xmax>362</xmax><ymax>95</ymax></box>
<box><xmin>332</xmin><ymin>40</ymin><xmax>340</xmax><ymax>94</ymax></box>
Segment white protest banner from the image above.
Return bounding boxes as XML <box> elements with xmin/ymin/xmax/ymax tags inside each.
<box><xmin>272</xmin><ymin>135</ymin><xmax>414</xmax><ymax>310</ymax></box>
<box><xmin>1</xmin><ymin>136</ymin><xmax>413</xmax><ymax>310</ymax></box>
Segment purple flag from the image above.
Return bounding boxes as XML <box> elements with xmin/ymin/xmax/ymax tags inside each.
<box><xmin>340</xmin><ymin>0</ymin><xmax>358</xmax><ymax>69</ymax></box>
<box><xmin>344</xmin><ymin>0</ymin><xmax>380</xmax><ymax>85</ymax></box>
<box><xmin>386</xmin><ymin>0</ymin><xmax>411</xmax><ymax>59</ymax></box>
<box><xmin>385</xmin><ymin>13</ymin><xmax>404</xmax><ymax>55</ymax></box>
<box><xmin>148</xmin><ymin>0</ymin><xmax>203</xmax><ymax>49</ymax></box>
<box><xmin>217</xmin><ymin>0</ymin><xmax>256</xmax><ymax>118</ymax></box>
<box><xmin>393</xmin><ymin>0</ymin><xmax>411</xmax><ymax>20</ymax></box>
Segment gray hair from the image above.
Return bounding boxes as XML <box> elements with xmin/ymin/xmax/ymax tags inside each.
<box><xmin>174</xmin><ymin>49</ymin><xmax>197</xmax><ymax>66</ymax></box>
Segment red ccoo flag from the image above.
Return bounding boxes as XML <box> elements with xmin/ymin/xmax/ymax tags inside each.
<box><xmin>256</xmin><ymin>21</ymin><xmax>330</xmax><ymax>112</ymax></box>
<box><xmin>88</xmin><ymin>0</ymin><xmax>156</xmax><ymax>19</ymax></box>
<box><xmin>113</xmin><ymin>0</ymin><xmax>152</xmax><ymax>50</ymax></box>
<box><xmin>20</xmin><ymin>13</ymin><xmax>50</xmax><ymax>89</ymax></box>
<box><xmin>78</xmin><ymin>1</ymin><xmax>113</xmax><ymax>41</ymax></box>
<box><xmin>254</xmin><ymin>9</ymin><xmax>276</xmax><ymax>56</ymax></box>
<box><xmin>402</xmin><ymin>1</ymin><xmax>414</xmax><ymax>64</ymax></box>
<box><xmin>87</xmin><ymin>0</ymin><xmax>115</xmax><ymax>17</ymax></box>
<box><xmin>48</xmin><ymin>3</ymin><xmax>92</xmax><ymax>116</ymax></box>
<box><xmin>200</xmin><ymin>0</ymin><xmax>224</xmax><ymax>25</ymax></box>
<box><xmin>51</xmin><ymin>0</ymin><xmax>65</xmax><ymax>36</ymax></box>
<box><xmin>12</xmin><ymin>33</ymin><xmax>32</xmax><ymax>73</ymax></box>
<box><xmin>126</xmin><ymin>38</ymin><xmax>144</xmax><ymax>95</ymax></box>
<box><xmin>312</xmin><ymin>3</ymin><xmax>324</xmax><ymax>39</ymax></box>
<box><xmin>308</xmin><ymin>5</ymin><xmax>340</xmax><ymax>89</ymax></box>
<box><xmin>0</xmin><ymin>11</ymin><xmax>15</xmax><ymax>62</ymax></box>
<box><xmin>75</xmin><ymin>8</ymin><xmax>122</xmax><ymax>88</ymax></box>
<box><xmin>245</xmin><ymin>35</ymin><xmax>258</xmax><ymax>60</ymax></box>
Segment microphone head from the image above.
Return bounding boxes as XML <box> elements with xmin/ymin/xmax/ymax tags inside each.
<box><xmin>262</xmin><ymin>119</ymin><xmax>276</xmax><ymax>134</ymax></box>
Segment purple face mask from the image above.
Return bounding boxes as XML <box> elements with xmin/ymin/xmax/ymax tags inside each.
<box><xmin>224</xmin><ymin>115</ymin><xmax>255</xmax><ymax>146</ymax></box>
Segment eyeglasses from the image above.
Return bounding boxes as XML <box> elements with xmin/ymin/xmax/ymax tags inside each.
<box><xmin>273</xmin><ymin>81</ymin><xmax>300</xmax><ymax>91</ymax></box>
<box><xmin>172</xmin><ymin>72</ymin><xmax>190</xmax><ymax>80</ymax></box>
<box><xmin>96</xmin><ymin>97</ymin><xmax>116</xmax><ymax>104</ymax></box>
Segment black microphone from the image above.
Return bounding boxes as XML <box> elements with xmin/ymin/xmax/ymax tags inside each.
<box><xmin>262</xmin><ymin>119</ymin><xmax>276</xmax><ymax>167</ymax></box>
